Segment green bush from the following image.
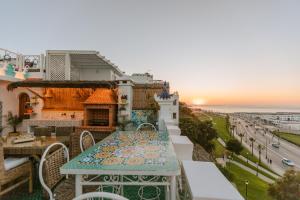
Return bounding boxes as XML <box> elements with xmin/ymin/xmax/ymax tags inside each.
<box><xmin>179</xmin><ymin>103</ymin><xmax>217</xmax><ymax>153</ymax></box>
<box><xmin>226</xmin><ymin>138</ymin><xmax>243</xmax><ymax>155</ymax></box>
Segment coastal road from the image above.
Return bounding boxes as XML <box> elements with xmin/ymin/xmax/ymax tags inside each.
<box><xmin>231</xmin><ymin>117</ymin><xmax>300</xmax><ymax>175</ymax></box>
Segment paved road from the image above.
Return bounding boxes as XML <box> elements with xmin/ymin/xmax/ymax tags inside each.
<box><xmin>231</xmin><ymin>116</ymin><xmax>300</xmax><ymax>175</ymax></box>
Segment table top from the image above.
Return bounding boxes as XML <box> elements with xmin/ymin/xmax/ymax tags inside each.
<box><xmin>3</xmin><ymin>135</ymin><xmax>69</xmax><ymax>156</ymax></box>
<box><xmin>61</xmin><ymin>131</ymin><xmax>180</xmax><ymax>176</ymax></box>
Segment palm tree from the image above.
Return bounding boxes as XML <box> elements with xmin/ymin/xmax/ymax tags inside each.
<box><xmin>257</xmin><ymin>144</ymin><xmax>264</xmax><ymax>164</ymax></box>
<box><xmin>6</xmin><ymin>111</ymin><xmax>23</xmax><ymax>133</ymax></box>
<box><xmin>238</xmin><ymin>133</ymin><xmax>245</xmax><ymax>143</ymax></box>
<box><xmin>249</xmin><ymin>137</ymin><xmax>255</xmax><ymax>155</ymax></box>
<box><xmin>232</xmin><ymin>125</ymin><xmax>236</xmax><ymax>136</ymax></box>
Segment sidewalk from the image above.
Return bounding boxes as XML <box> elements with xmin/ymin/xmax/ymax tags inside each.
<box><xmin>216</xmin><ymin>158</ymin><xmax>275</xmax><ymax>184</ymax></box>
<box><xmin>237</xmin><ymin>155</ymin><xmax>280</xmax><ymax>179</ymax></box>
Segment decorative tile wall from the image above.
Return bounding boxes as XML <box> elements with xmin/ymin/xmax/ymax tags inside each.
<box><xmin>131</xmin><ymin>110</ymin><xmax>155</xmax><ymax>127</ymax></box>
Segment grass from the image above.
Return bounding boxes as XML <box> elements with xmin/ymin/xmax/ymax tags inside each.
<box><xmin>274</xmin><ymin>131</ymin><xmax>300</xmax><ymax>147</ymax></box>
<box><xmin>210</xmin><ymin>115</ymin><xmax>231</xmax><ymax>141</ymax></box>
<box><xmin>212</xmin><ymin>139</ymin><xmax>226</xmax><ymax>158</ymax></box>
<box><xmin>232</xmin><ymin>155</ymin><xmax>276</xmax><ymax>180</ymax></box>
<box><xmin>226</xmin><ymin>163</ymin><xmax>272</xmax><ymax>200</ymax></box>
<box><xmin>239</xmin><ymin>148</ymin><xmax>269</xmax><ymax>169</ymax></box>
<box><xmin>194</xmin><ymin>112</ymin><xmax>212</xmax><ymax>121</ymax></box>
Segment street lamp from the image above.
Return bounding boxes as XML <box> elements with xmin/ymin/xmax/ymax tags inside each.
<box><xmin>246</xmin><ymin>152</ymin><xmax>249</xmax><ymax>164</ymax></box>
<box><xmin>245</xmin><ymin>180</ymin><xmax>249</xmax><ymax>200</ymax></box>
<box><xmin>265</xmin><ymin>137</ymin><xmax>268</xmax><ymax>159</ymax></box>
<box><xmin>256</xmin><ymin>162</ymin><xmax>259</xmax><ymax>176</ymax></box>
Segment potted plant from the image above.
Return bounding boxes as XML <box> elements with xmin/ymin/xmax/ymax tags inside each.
<box><xmin>120</xmin><ymin>95</ymin><xmax>128</xmax><ymax>104</ymax></box>
<box><xmin>6</xmin><ymin>111</ymin><xmax>23</xmax><ymax>136</ymax></box>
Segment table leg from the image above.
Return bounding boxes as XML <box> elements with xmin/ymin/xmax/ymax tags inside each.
<box><xmin>165</xmin><ymin>185</ymin><xmax>170</xmax><ymax>200</ymax></box>
<box><xmin>75</xmin><ymin>175</ymin><xmax>82</xmax><ymax>196</ymax></box>
<box><xmin>170</xmin><ymin>176</ymin><xmax>176</xmax><ymax>200</ymax></box>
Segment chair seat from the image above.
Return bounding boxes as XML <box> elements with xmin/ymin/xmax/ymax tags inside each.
<box><xmin>4</xmin><ymin>157</ymin><xmax>29</xmax><ymax>171</ymax></box>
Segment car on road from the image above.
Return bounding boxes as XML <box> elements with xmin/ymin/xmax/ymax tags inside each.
<box><xmin>282</xmin><ymin>158</ymin><xmax>295</xmax><ymax>167</ymax></box>
<box><xmin>271</xmin><ymin>143</ymin><xmax>280</xmax><ymax>148</ymax></box>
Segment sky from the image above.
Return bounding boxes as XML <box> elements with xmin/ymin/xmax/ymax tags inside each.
<box><xmin>1</xmin><ymin>0</ymin><xmax>300</xmax><ymax>106</ymax></box>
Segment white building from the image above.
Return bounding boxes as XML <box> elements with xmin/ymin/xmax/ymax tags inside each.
<box><xmin>45</xmin><ymin>50</ymin><xmax>123</xmax><ymax>81</ymax></box>
<box><xmin>0</xmin><ymin>48</ymin><xmax>177</xmax><ymax>135</ymax></box>
<box><xmin>154</xmin><ymin>83</ymin><xmax>179</xmax><ymax>130</ymax></box>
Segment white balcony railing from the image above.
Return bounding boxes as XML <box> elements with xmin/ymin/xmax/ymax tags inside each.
<box><xmin>0</xmin><ymin>48</ymin><xmax>44</xmax><ymax>79</ymax></box>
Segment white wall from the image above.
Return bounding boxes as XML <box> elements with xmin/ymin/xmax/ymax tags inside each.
<box><xmin>0</xmin><ymin>82</ymin><xmax>43</xmax><ymax>135</ymax></box>
<box><xmin>117</xmin><ymin>80</ymin><xmax>134</xmax><ymax>120</ymax></box>
<box><xmin>41</xmin><ymin>110</ymin><xmax>83</xmax><ymax>120</ymax></box>
<box><xmin>155</xmin><ymin>93</ymin><xmax>179</xmax><ymax>130</ymax></box>
<box><xmin>79</xmin><ymin>68</ymin><xmax>114</xmax><ymax>81</ymax></box>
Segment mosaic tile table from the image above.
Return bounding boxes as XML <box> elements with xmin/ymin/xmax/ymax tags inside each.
<box><xmin>61</xmin><ymin>130</ymin><xmax>180</xmax><ymax>200</ymax></box>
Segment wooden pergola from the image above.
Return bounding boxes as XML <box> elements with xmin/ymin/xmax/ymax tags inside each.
<box><xmin>7</xmin><ymin>80</ymin><xmax>117</xmax><ymax>91</ymax></box>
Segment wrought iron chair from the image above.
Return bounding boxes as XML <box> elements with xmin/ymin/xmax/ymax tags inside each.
<box><xmin>0</xmin><ymin>141</ymin><xmax>33</xmax><ymax>196</ymax></box>
<box><xmin>73</xmin><ymin>192</ymin><xmax>128</xmax><ymax>200</ymax></box>
<box><xmin>80</xmin><ymin>130</ymin><xmax>95</xmax><ymax>152</ymax></box>
<box><xmin>39</xmin><ymin>142</ymin><xmax>73</xmax><ymax>200</ymax></box>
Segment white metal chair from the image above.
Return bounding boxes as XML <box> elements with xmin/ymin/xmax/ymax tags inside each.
<box><xmin>80</xmin><ymin>130</ymin><xmax>95</xmax><ymax>152</ymax></box>
<box><xmin>39</xmin><ymin>142</ymin><xmax>70</xmax><ymax>200</ymax></box>
<box><xmin>73</xmin><ymin>192</ymin><xmax>128</xmax><ymax>200</ymax></box>
<box><xmin>136</xmin><ymin>123</ymin><xmax>157</xmax><ymax>132</ymax></box>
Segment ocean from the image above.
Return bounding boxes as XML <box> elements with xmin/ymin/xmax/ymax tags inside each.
<box><xmin>190</xmin><ymin>105</ymin><xmax>300</xmax><ymax>113</ymax></box>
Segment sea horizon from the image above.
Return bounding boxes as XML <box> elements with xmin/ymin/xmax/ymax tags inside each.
<box><xmin>189</xmin><ymin>104</ymin><xmax>300</xmax><ymax>113</ymax></box>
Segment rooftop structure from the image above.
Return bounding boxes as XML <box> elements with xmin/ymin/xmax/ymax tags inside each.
<box><xmin>0</xmin><ymin>48</ymin><xmax>243</xmax><ymax>200</ymax></box>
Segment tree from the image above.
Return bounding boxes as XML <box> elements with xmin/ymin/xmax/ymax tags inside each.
<box><xmin>179</xmin><ymin>104</ymin><xmax>217</xmax><ymax>154</ymax></box>
<box><xmin>226</xmin><ymin>139</ymin><xmax>243</xmax><ymax>155</ymax></box>
<box><xmin>230</xmin><ymin>125</ymin><xmax>236</xmax><ymax>137</ymax></box>
<box><xmin>225</xmin><ymin>114</ymin><xmax>230</xmax><ymax>132</ymax></box>
<box><xmin>238</xmin><ymin>133</ymin><xmax>245</xmax><ymax>143</ymax></box>
<box><xmin>6</xmin><ymin>111</ymin><xmax>23</xmax><ymax>133</ymax></box>
<box><xmin>269</xmin><ymin>170</ymin><xmax>300</xmax><ymax>200</ymax></box>
<box><xmin>257</xmin><ymin>144</ymin><xmax>264</xmax><ymax>164</ymax></box>
<box><xmin>180</xmin><ymin>117</ymin><xmax>217</xmax><ymax>153</ymax></box>
<box><xmin>249</xmin><ymin>137</ymin><xmax>255</xmax><ymax>156</ymax></box>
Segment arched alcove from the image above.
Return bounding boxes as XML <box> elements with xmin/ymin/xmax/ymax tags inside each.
<box><xmin>19</xmin><ymin>93</ymin><xmax>30</xmax><ymax>119</ymax></box>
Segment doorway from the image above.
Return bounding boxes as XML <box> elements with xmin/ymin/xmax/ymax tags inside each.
<box><xmin>19</xmin><ymin>93</ymin><xmax>30</xmax><ymax>119</ymax></box>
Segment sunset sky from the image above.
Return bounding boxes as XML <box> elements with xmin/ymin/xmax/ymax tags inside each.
<box><xmin>1</xmin><ymin>0</ymin><xmax>300</xmax><ymax>106</ymax></box>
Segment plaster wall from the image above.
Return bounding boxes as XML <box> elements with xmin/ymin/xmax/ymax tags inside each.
<box><xmin>0</xmin><ymin>82</ymin><xmax>44</xmax><ymax>134</ymax></box>
<box><xmin>118</xmin><ymin>81</ymin><xmax>134</xmax><ymax>120</ymax></box>
<box><xmin>79</xmin><ymin>68</ymin><xmax>115</xmax><ymax>81</ymax></box>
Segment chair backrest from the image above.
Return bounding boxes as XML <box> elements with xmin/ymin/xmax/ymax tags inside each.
<box><xmin>39</xmin><ymin>142</ymin><xmax>69</xmax><ymax>200</ymax></box>
<box><xmin>73</xmin><ymin>192</ymin><xmax>128</xmax><ymax>200</ymax></box>
<box><xmin>56</xmin><ymin>126</ymin><xmax>74</xmax><ymax>136</ymax></box>
<box><xmin>34</xmin><ymin>126</ymin><xmax>52</xmax><ymax>136</ymax></box>
<box><xmin>136</xmin><ymin>123</ymin><xmax>157</xmax><ymax>132</ymax></box>
<box><xmin>80</xmin><ymin>130</ymin><xmax>95</xmax><ymax>152</ymax></box>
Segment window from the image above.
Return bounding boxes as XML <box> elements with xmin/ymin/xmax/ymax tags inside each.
<box><xmin>173</xmin><ymin>100</ymin><xmax>177</xmax><ymax>105</ymax></box>
<box><xmin>173</xmin><ymin>113</ymin><xmax>177</xmax><ymax>119</ymax></box>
